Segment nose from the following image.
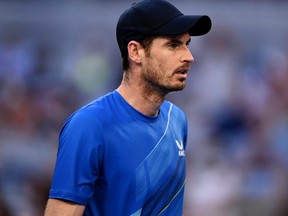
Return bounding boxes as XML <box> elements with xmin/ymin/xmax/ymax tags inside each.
<box><xmin>181</xmin><ymin>47</ymin><xmax>194</xmax><ymax>63</ymax></box>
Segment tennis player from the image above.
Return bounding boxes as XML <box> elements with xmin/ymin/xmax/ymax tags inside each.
<box><xmin>45</xmin><ymin>0</ymin><xmax>211</xmax><ymax>215</ymax></box>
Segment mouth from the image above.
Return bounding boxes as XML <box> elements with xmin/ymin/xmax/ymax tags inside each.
<box><xmin>174</xmin><ymin>67</ymin><xmax>190</xmax><ymax>79</ymax></box>
<box><xmin>175</xmin><ymin>64</ymin><xmax>190</xmax><ymax>74</ymax></box>
<box><xmin>176</xmin><ymin>68</ymin><xmax>189</xmax><ymax>74</ymax></box>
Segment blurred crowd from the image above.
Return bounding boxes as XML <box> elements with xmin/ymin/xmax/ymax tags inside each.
<box><xmin>180</xmin><ymin>28</ymin><xmax>288</xmax><ymax>216</ymax></box>
<box><xmin>0</xmin><ymin>25</ymin><xmax>88</xmax><ymax>216</ymax></box>
<box><xmin>0</xmin><ymin>1</ymin><xmax>288</xmax><ymax>216</ymax></box>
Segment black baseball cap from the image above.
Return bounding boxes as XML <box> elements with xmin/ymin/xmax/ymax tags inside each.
<box><xmin>116</xmin><ymin>0</ymin><xmax>212</xmax><ymax>56</ymax></box>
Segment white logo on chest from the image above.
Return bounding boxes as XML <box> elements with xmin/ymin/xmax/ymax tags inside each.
<box><xmin>175</xmin><ymin>140</ymin><xmax>185</xmax><ymax>156</ymax></box>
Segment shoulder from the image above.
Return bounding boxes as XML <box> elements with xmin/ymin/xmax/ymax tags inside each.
<box><xmin>62</xmin><ymin>92</ymin><xmax>116</xmax><ymax>131</ymax></box>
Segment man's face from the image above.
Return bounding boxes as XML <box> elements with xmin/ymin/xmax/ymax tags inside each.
<box><xmin>140</xmin><ymin>33</ymin><xmax>194</xmax><ymax>94</ymax></box>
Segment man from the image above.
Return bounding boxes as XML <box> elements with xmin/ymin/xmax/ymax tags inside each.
<box><xmin>44</xmin><ymin>0</ymin><xmax>211</xmax><ymax>215</ymax></box>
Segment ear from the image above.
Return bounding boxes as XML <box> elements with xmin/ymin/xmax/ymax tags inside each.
<box><xmin>127</xmin><ymin>41</ymin><xmax>142</xmax><ymax>64</ymax></box>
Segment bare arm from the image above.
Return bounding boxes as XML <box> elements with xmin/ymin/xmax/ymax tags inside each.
<box><xmin>44</xmin><ymin>198</ymin><xmax>85</xmax><ymax>216</ymax></box>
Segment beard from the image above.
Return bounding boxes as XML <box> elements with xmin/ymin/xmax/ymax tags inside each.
<box><xmin>139</xmin><ymin>58</ymin><xmax>187</xmax><ymax>97</ymax></box>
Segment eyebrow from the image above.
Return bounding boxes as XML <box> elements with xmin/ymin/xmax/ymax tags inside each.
<box><xmin>165</xmin><ymin>36</ymin><xmax>191</xmax><ymax>45</ymax></box>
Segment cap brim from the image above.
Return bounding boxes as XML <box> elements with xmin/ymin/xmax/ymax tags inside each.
<box><xmin>153</xmin><ymin>15</ymin><xmax>212</xmax><ymax>36</ymax></box>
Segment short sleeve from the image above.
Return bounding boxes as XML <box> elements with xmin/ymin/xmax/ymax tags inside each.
<box><xmin>49</xmin><ymin>109</ymin><xmax>104</xmax><ymax>205</ymax></box>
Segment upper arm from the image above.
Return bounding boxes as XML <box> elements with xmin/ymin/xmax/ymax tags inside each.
<box><xmin>44</xmin><ymin>198</ymin><xmax>85</xmax><ymax>216</ymax></box>
<box><xmin>49</xmin><ymin>110</ymin><xmax>104</xmax><ymax>204</ymax></box>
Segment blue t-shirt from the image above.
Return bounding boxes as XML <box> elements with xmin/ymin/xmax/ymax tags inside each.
<box><xmin>49</xmin><ymin>90</ymin><xmax>188</xmax><ymax>216</ymax></box>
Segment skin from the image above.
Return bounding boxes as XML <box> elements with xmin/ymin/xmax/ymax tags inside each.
<box><xmin>117</xmin><ymin>32</ymin><xmax>194</xmax><ymax>116</ymax></box>
<box><xmin>44</xmin><ymin>199</ymin><xmax>85</xmax><ymax>216</ymax></box>
<box><xmin>44</xmin><ymin>32</ymin><xmax>194</xmax><ymax>216</ymax></box>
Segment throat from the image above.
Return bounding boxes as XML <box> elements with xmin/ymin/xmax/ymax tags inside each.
<box><xmin>139</xmin><ymin>91</ymin><xmax>164</xmax><ymax>117</ymax></box>
<box><xmin>116</xmin><ymin>85</ymin><xmax>164</xmax><ymax>117</ymax></box>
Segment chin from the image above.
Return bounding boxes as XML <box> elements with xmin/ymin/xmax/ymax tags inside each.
<box><xmin>168</xmin><ymin>84</ymin><xmax>186</xmax><ymax>92</ymax></box>
<box><xmin>157</xmin><ymin>81</ymin><xmax>186</xmax><ymax>94</ymax></box>
<box><xmin>174</xmin><ymin>82</ymin><xmax>186</xmax><ymax>90</ymax></box>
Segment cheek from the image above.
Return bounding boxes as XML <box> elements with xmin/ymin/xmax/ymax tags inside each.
<box><xmin>156</xmin><ymin>52</ymin><xmax>177</xmax><ymax>69</ymax></box>
<box><xmin>147</xmin><ymin>50</ymin><xmax>176</xmax><ymax>76</ymax></box>
<box><xmin>154</xmin><ymin>55</ymin><xmax>172</xmax><ymax>72</ymax></box>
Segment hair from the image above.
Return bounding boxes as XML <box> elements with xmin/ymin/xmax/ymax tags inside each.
<box><xmin>122</xmin><ymin>35</ymin><xmax>157</xmax><ymax>72</ymax></box>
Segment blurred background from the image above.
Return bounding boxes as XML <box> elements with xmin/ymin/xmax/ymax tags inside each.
<box><xmin>0</xmin><ymin>0</ymin><xmax>287</xmax><ymax>216</ymax></box>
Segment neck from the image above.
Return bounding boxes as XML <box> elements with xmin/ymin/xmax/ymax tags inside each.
<box><xmin>116</xmin><ymin>77</ymin><xmax>165</xmax><ymax>117</ymax></box>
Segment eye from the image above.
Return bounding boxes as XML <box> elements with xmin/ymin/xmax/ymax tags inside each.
<box><xmin>186</xmin><ymin>38</ymin><xmax>191</xmax><ymax>47</ymax></box>
<box><xmin>168</xmin><ymin>42</ymin><xmax>180</xmax><ymax>49</ymax></box>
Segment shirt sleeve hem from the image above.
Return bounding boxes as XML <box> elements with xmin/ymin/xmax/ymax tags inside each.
<box><xmin>49</xmin><ymin>190</ymin><xmax>88</xmax><ymax>206</ymax></box>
